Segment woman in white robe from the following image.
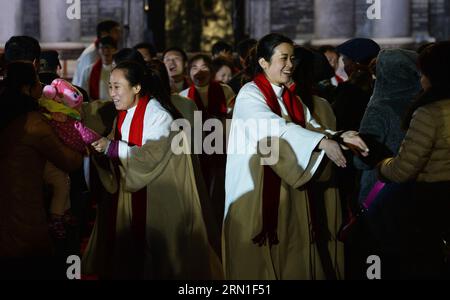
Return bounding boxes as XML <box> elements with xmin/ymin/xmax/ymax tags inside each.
<box><xmin>224</xmin><ymin>33</ymin><xmax>369</xmax><ymax>280</ymax></box>
<box><xmin>83</xmin><ymin>61</ymin><xmax>222</xmax><ymax>279</ymax></box>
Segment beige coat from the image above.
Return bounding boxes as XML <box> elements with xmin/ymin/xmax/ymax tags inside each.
<box><xmin>224</xmin><ymin>83</ymin><xmax>344</xmax><ymax>280</ymax></box>
<box><xmin>82</xmin><ymin>100</ymin><xmax>222</xmax><ymax>279</ymax></box>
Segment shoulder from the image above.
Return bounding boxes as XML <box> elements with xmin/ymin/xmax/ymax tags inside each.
<box><xmin>141</xmin><ymin>99</ymin><xmax>174</xmax><ymax>140</ymax></box>
<box><xmin>146</xmin><ymin>99</ymin><xmax>174</xmax><ymax>125</ymax></box>
<box><xmin>421</xmin><ymin>98</ymin><xmax>450</xmax><ymax>113</ymax></box>
<box><xmin>235</xmin><ymin>81</ymin><xmax>267</xmax><ymax>106</ymax></box>
<box><xmin>220</xmin><ymin>83</ymin><xmax>235</xmax><ymax>97</ymax></box>
<box><xmin>312</xmin><ymin>95</ymin><xmax>334</xmax><ymax>114</ymax></box>
<box><xmin>171</xmin><ymin>94</ymin><xmax>198</xmax><ymax>110</ymax></box>
<box><xmin>236</xmin><ymin>81</ymin><xmax>262</xmax><ymax>99</ymax></box>
<box><xmin>312</xmin><ymin>95</ymin><xmax>331</xmax><ymax>107</ymax></box>
<box><xmin>413</xmin><ymin>103</ymin><xmax>438</xmax><ymax>120</ymax></box>
<box><xmin>79</xmin><ymin>44</ymin><xmax>97</xmax><ymax>61</ymax></box>
<box><xmin>414</xmin><ymin>99</ymin><xmax>450</xmax><ymax>124</ymax></box>
<box><xmin>25</xmin><ymin>111</ymin><xmax>53</xmax><ymax>134</ymax></box>
<box><xmin>232</xmin><ymin>82</ymin><xmax>273</xmax><ymax>118</ymax></box>
<box><xmin>81</xmin><ymin>63</ymin><xmax>94</xmax><ymax>77</ymax></box>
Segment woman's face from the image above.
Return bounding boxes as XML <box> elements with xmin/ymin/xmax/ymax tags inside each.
<box><xmin>109</xmin><ymin>69</ymin><xmax>140</xmax><ymax>111</ymax></box>
<box><xmin>324</xmin><ymin>50</ymin><xmax>339</xmax><ymax>71</ymax></box>
<box><xmin>420</xmin><ymin>74</ymin><xmax>431</xmax><ymax>90</ymax></box>
<box><xmin>214</xmin><ymin>65</ymin><xmax>232</xmax><ymax>84</ymax></box>
<box><xmin>190</xmin><ymin>58</ymin><xmax>211</xmax><ymax>87</ymax></box>
<box><xmin>260</xmin><ymin>43</ymin><xmax>294</xmax><ymax>86</ymax></box>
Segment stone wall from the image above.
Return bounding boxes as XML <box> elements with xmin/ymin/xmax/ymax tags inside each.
<box><xmin>430</xmin><ymin>0</ymin><xmax>450</xmax><ymax>41</ymax></box>
<box><xmin>23</xmin><ymin>0</ymin><xmax>40</xmax><ymax>39</ymax></box>
<box><xmin>247</xmin><ymin>0</ymin><xmax>450</xmax><ymax>43</ymax></box>
<box><xmin>80</xmin><ymin>0</ymin><xmax>124</xmax><ymax>39</ymax></box>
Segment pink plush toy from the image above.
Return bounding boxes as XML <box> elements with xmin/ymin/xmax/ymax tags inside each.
<box><xmin>43</xmin><ymin>79</ymin><xmax>83</xmax><ymax>109</ymax></box>
<box><xmin>41</xmin><ymin>79</ymin><xmax>101</xmax><ymax>154</ymax></box>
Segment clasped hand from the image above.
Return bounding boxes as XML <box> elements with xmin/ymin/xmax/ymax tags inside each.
<box><xmin>319</xmin><ymin>131</ymin><xmax>369</xmax><ymax>168</ymax></box>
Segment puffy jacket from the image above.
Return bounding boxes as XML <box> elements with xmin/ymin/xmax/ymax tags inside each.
<box><xmin>379</xmin><ymin>99</ymin><xmax>450</xmax><ymax>183</ymax></box>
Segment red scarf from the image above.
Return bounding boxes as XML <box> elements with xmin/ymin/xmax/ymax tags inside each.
<box><xmin>335</xmin><ymin>74</ymin><xmax>344</xmax><ymax>84</ymax></box>
<box><xmin>89</xmin><ymin>59</ymin><xmax>103</xmax><ymax>100</ymax></box>
<box><xmin>187</xmin><ymin>81</ymin><xmax>228</xmax><ymax>118</ymax></box>
<box><xmin>288</xmin><ymin>82</ymin><xmax>296</xmax><ymax>94</ymax></box>
<box><xmin>116</xmin><ymin>96</ymin><xmax>149</xmax><ymax>145</ymax></box>
<box><xmin>110</xmin><ymin>95</ymin><xmax>150</xmax><ymax>261</ymax></box>
<box><xmin>252</xmin><ymin>73</ymin><xmax>305</xmax><ymax>247</ymax></box>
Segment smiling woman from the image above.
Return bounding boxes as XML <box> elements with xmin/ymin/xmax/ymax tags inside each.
<box><xmin>257</xmin><ymin>42</ymin><xmax>294</xmax><ymax>86</ymax></box>
<box><xmin>83</xmin><ymin>61</ymin><xmax>222</xmax><ymax>279</ymax></box>
<box><xmin>108</xmin><ymin>68</ymin><xmax>140</xmax><ymax>111</ymax></box>
<box><xmin>224</xmin><ymin>33</ymin><xmax>370</xmax><ymax>280</ymax></box>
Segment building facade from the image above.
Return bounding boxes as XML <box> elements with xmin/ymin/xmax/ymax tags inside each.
<box><xmin>246</xmin><ymin>0</ymin><xmax>450</xmax><ymax>46</ymax></box>
<box><xmin>1</xmin><ymin>0</ymin><xmax>449</xmax><ymax>49</ymax></box>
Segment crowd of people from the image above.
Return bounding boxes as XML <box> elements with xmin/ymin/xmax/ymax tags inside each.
<box><xmin>1</xmin><ymin>18</ymin><xmax>450</xmax><ymax>280</ymax></box>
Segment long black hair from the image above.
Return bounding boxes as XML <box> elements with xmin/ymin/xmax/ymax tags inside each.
<box><xmin>292</xmin><ymin>46</ymin><xmax>315</xmax><ymax>112</ymax></box>
<box><xmin>0</xmin><ymin>61</ymin><xmax>39</xmax><ymax>130</ymax></box>
<box><xmin>245</xmin><ymin>33</ymin><xmax>293</xmax><ymax>79</ymax></box>
<box><xmin>148</xmin><ymin>59</ymin><xmax>171</xmax><ymax>95</ymax></box>
<box><xmin>113</xmin><ymin>60</ymin><xmax>181</xmax><ymax>120</ymax></box>
<box><xmin>403</xmin><ymin>41</ymin><xmax>450</xmax><ymax>129</ymax></box>
<box><xmin>113</xmin><ymin>48</ymin><xmax>146</xmax><ymax>66</ymax></box>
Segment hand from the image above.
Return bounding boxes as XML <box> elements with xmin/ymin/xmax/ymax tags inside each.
<box><xmin>340</xmin><ymin>131</ymin><xmax>370</xmax><ymax>157</ymax></box>
<box><xmin>91</xmin><ymin>137</ymin><xmax>110</xmax><ymax>153</ymax></box>
<box><xmin>319</xmin><ymin>138</ymin><xmax>347</xmax><ymax>168</ymax></box>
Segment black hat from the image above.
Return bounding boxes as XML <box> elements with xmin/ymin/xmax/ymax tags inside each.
<box><xmin>336</xmin><ymin>38</ymin><xmax>381</xmax><ymax>65</ymax></box>
<box><xmin>40</xmin><ymin>50</ymin><xmax>61</xmax><ymax>71</ymax></box>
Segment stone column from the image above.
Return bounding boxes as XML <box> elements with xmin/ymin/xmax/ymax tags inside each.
<box><xmin>127</xmin><ymin>0</ymin><xmax>145</xmax><ymax>47</ymax></box>
<box><xmin>373</xmin><ymin>0</ymin><xmax>410</xmax><ymax>38</ymax></box>
<box><xmin>412</xmin><ymin>0</ymin><xmax>431</xmax><ymax>42</ymax></box>
<box><xmin>40</xmin><ymin>0</ymin><xmax>81</xmax><ymax>42</ymax></box>
<box><xmin>246</xmin><ymin>0</ymin><xmax>271</xmax><ymax>39</ymax></box>
<box><xmin>0</xmin><ymin>0</ymin><xmax>23</xmax><ymax>43</ymax></box>
<box><xmin>314</xmin><ymin>0</ymin><xmax>355</xmax><ymax>39</ymax></box>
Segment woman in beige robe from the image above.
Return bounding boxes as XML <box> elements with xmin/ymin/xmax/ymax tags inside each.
<box><xmin>82</xmin><ymin>61</ymin><xmax>222</xmax><ymax>279</ymax></box>
<box><xmin>224</xmin><ymin>34</ymin><xmax>368</xmax><ymax>280</ymax></box>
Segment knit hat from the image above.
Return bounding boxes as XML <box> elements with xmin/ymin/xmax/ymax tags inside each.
<box><xmin>336</xmin><ymin>38</ymin><xmax>381</xmax><ymax>65</ymax></box>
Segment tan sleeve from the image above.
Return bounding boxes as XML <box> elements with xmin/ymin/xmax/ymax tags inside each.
<box><xmin>380</xmin><ymin>106</ymin><xmax>436</xmax><ymax>183</ymax></box>
<box><xmin>28</xmin><ymin>113</ymin><xmax>83</xmax><ymax>172</ymax></box>
<box><xmin>222</xmin><ymin>83</ymin><xmax>236</xmax><ymax>108</ymax></box>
